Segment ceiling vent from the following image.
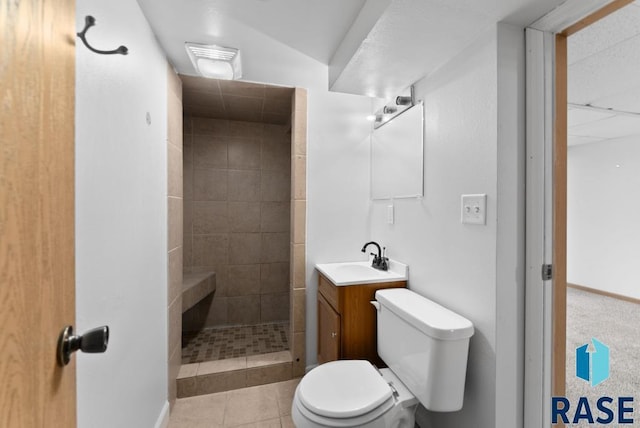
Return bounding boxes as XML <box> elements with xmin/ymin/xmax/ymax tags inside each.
<box><xmin>185</xmin><ymin>42</ymin><xmax>242</xmax><ymax>80</ymax></box>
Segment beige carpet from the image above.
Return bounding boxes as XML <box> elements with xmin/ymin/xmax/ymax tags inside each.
<box><xmin>565</xmin><ymin>287</ymin><xmax>640</xmax><ymax>409</ymax></box>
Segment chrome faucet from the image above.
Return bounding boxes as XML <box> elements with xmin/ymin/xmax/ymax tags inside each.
<box><xmin>361</xmin><ymin>241</ymin><xmax>388</xmax><ymax>271</ymax></box>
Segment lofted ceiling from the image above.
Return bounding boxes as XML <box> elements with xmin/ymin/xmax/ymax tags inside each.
<box><xmin>568</xmin><ymin>1</ymin><xmax>640</xmax><ymax>146</ymax></box>
<box><xmin>136</xmin><ymin>0</ymin><xmax>640</xmax><ymax>143</ymax></box>
<box><xmin>137</xmin><ymin>0</ymin><xmax>567</xmax><ymax>100</ymax></box>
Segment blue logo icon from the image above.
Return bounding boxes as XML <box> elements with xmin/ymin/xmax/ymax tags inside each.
<box><xmin>576</xmin><ymin>338</ymin><xmax>609</xmax><ymax>387</ymax></box>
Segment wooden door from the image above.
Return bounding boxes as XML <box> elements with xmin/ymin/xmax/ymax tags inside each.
<box><xmin>0</xmin><ymin>0</ymin><xmax>76</xmax><ymax>427</ymax></box>
<box><xmin>317</xmin><ymin>294</ymin><xmax>340</xmax><ymax>364</ymax></box>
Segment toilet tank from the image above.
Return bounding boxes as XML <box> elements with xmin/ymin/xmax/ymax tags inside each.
<box><xmin>374</xmin><ymin>288</ymin><xmax>474</xmax><ymax>412</ymax></box>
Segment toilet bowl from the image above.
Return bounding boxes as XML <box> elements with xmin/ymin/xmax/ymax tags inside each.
<box><xmin>292</xmin><ymin>360</ymin><xmax>418</xmax><ymax>428</ymax></box>
<box><xmin>292</xmin><ymin>288</ymin><xmax>474</xmax><ymax>428</ymax></box>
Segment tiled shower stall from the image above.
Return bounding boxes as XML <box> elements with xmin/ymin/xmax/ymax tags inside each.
<box><xmin>170</xmin><ymin>79</ymin><xmax>307</xmax><ymax>400</ymax></box>
<box><xmin>182</xmin><ymin>117</ymin><xmax>292</xmax><ymax>328</ymax></box>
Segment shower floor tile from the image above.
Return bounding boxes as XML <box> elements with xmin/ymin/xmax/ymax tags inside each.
<box><xmin>182</xmin><ymin>322</ymin><xmax>290</xmax><ymax>364</ymax></box>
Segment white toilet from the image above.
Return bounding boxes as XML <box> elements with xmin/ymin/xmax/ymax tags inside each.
<box><xmin>292</xmin><ymin>288</ymin><xmax>474</xmax><ymax>428</ymax></box>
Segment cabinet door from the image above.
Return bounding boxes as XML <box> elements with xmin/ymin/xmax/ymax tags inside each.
<box><xmin>317</xmin><ymin>294</ymin><xmax>341</xmax><ymax>364</ymax></box>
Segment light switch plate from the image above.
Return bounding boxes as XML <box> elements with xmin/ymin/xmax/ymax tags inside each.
<box><xmin>387</xmin><ymin>205</ymin><xmax>394</xmax><ymax>224</ymax></box>
<box><xmin>461</xmin><ymin>194</ymin><xmax>487</xmax><ymax>225</ymax></box>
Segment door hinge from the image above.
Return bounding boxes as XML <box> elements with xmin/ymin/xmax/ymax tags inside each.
<box><xmin>542</xmin><ymin>264</ymin><xmax>552</xmax><ymax>281</ymax></box>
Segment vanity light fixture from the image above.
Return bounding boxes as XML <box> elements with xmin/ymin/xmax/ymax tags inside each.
<box><xmin>372</xmin><ymin>86</ymin><xmax>417</xmax><ymax>129</ymax></box>
<box><xmin>185</xmin><ymin>42</ymin><xmax>242</xmax><ymax>80</ymax></box>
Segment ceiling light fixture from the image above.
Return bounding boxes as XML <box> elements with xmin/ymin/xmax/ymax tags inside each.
<box><xmin>185</xmin><ymin>42</ymin><xmax>242</xmax><ymax>80</ymax></box>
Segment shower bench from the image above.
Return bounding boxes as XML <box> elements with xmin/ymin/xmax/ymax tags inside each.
<box><xmin>182</xmin><ymin>271</ymin><xmax>216</xmax><ymax>313</ymax></box>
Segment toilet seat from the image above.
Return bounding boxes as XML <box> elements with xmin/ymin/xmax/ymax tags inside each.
<box><xmin>297</xmin><ymin>360</ymin><xmax>394</xmax><ymax>418</ymax></box>
<box><xmin>292</xmin><ymin>361</ymin><xmax>420</xmax><ymax>428</ymax></box>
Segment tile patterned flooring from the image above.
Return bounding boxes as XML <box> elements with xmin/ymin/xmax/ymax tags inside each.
<box><xmin>169</xmin><ymin>378</ymin><xmax>299</xmax><ymax>428</ymax></box>
<box><xmin>182</xmin><ymin>322</ymin><xmax>290</xmax><ymax>364</ymax></box>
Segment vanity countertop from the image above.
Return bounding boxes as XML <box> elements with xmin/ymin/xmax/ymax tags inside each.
<box><xmin>315</xmin><ymin>259</ymin><xmax>408</xmax><ymax>286</ymax></box>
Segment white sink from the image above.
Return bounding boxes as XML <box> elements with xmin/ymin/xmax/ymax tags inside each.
<box><xmin>315</xmin><ymin>260</ymin><xmax>408</xmax><ymax>286</ymax></box>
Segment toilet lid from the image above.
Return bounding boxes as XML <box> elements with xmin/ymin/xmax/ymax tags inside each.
<box><xmin>298</xmin><ymin>360</ymin><xmax>393</xmax><ymax>418</ymax></box>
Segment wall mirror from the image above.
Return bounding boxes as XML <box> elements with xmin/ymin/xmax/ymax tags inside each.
<box><xmin>371</xmin><ymin>101</ymin><xmax>424</xmax><ymax>199</ymax></box>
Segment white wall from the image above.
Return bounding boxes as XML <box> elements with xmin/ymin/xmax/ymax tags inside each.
<box><xmin>368</xmin><ymin>24</ymin><xmax>526</xmax><ymax>428</ymax></box>
<box><xmin>567</xmin><ymin>137</ymin><xmax>640</xmax><ymax>299</ymax></box>
<box><xmin>75</xmin><ymin>0</ymin><xmax>169</xmax><ymax>426</ymax></box>
<box><xmin>240</xmin><ymin>20</ymin><xmax>526</xmax><ymax>427</ymax></box>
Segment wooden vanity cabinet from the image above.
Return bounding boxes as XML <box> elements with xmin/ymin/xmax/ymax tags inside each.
<box><xmin>317</xmin><ymin>273</ymin><xmax>406</xmax><ymax>366</ymax></box>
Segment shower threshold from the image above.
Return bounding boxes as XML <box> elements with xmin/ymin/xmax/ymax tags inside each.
<box><xmin>177</xmin><ymin>322</ymin><xmax>293</xmax><ymax>398</ymax></box>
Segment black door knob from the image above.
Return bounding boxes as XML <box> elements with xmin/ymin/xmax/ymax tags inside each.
<box><xmin>57</xmin><ymin>325</ymin><xmax>109</xmax><ymax>366</ymax></box>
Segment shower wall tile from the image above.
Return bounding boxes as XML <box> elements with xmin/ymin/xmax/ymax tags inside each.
<box><xmin>168</xmin><ymin>345</ymin><xmax>181</xmax><ymax>408</ymax></box>
<box><xmin>293</xmin><ymin>155</ymin><xmax>306</xmax><ymax>201</ymax></box>
<box><xmin>227</xmin><ymin>264</ymin><xmax>261</xmax><ymax>297</ymax></box>
<box><xmin>229</xmin><ymin>233</ymin><xmax>262</xmax><ymax>265</ymax></box>
<box><xmin>260</xmin><ymin>292</ymin><xmax>289</xmax><ymax>322</ymax></box>
<box><xmin>168</xmin><ymin>143</ymin><xmax>183</xmax><ymax>198</ymax></box>
<box><xmin>291</xmin><ymin>244</ymin><xmax>305</xmax><ymax>289</ymax></box>
<box><xmin>192</xmin><ymin>117</ymin><xmax>229</xmax><ymax>136</ymax></box>
<box><xmin>262</xmin><ymin>138</ymin><xmax>290</xmax><ymax>171</ymax></box>
<box><xmin>193</xmin><ymin>201</ymin><xmax>228</xmax><ymax>234</ymax></box>
<box><xmin>260</xmin><ymin>262</ymin><xmax>289</xmax><ymax>294</ymax></box>
<box><xmin>183</xmin><ymin>233</ymin><xmax>193</xmax><ymax>268</ymax></box>
<box><xmin>183</xmin><ymin>200</ymin><xmax>193</xmax><ymax>236</ymax></box>
<box><xmin>228</xmin><ymin>170</ymin><xmax>261</xmax><ymax>201</ymax></box>
<box><xmin>183</xmin><ymin>115</ymin><xmax>193</xmax><ymax>136</ymax></box>
<box><xmin>263</xmin><ymin>97</ymin><xmax>290</xmax><ymax>117</ymax></box>
<box><xmin>207</xmin><ymin>265</ymin><xmax>228</xmax><ymax>297</ymax></box>
<box><xmin>228</xmin><ymin>139</ymin><xmax>261</xmax><ymax>170</ymax></box>
<box><xmin>168</xmin><ymin>296</ymin><xmax>183</xmax><ymax>360</ymax></box>
<box><xmin>168</xmin><ymin>66</ymin><xmax>183</xmax><ymax>410</ymax></box>
<box><xmin>263</xmin><ymin>123</ymin><xmax>288</xmax><ymax>138</ymax></box>
<box><xmin>194</xmin><ymin>136</ymin><xmax>228</xmax><ymax>169</ymax></box>
<box><xmin>225</xmin><ymin>96</ymin><xmax>264</xmax><ymax>123</ymax></box>
<box><xmin>205</xmin><ymin>296</ymin><xmax>229</xmax><ymax>326</ymax></box>
<box><xmin>261</xmin><ymin>202</ymin><xmax>290</xmax><ymax>233</ymax></box>
<box><xmin>293</xmin><ymin>89</ymin><xmax>307</xmax><ymax>156</ymax></box>
<box><xmin>292</xmin><ymin>200</ymin><xmax>306</xmax><ymax>245</ymax></box>
<box><xmin>229</xmin><ymin>121</ymin><xmax>263</xmax><ymax>139</ymax></box>
<box><xmin>168</xmin><ymin>247</ymin><xmax>183</xmax><ymax>306</ymax></box>
<box><xmin>219</xmin><ymin>80</ymin><xmax>266</xmax><ymax>98</ymax></box>
<box><xmin>168</xmin><ymin>196</ymin><xmax>183</xmax><ymax>251</ymax></box>
<box><xmin>192</xmin><ymin>234</ymin><xmax>229</xmax><ymax>266</ymax></box>
<box><xmin>261</xmin><ymin>233</ymin><xmax>290</xmax><ymax>263</ymax></box>
<box><xmin>194</xmin><ymin>168</ymin><xmax>227</xmax><ymax>201</ymax></box>
<box><xmin>183</xmin><ymin>132</ymin><xmax>193</xmax><ymax>161</ymax></box>
<box><xmin>292</xmin><ymin>288</ymin><xmax>305</xmax><ymax>333</ymax></box>
<box><xmin>183</xmin><ymin>163</ymin><xmax>194</xmax><ymax>202</ymax></box>
<box><xmin>261</xmin><ymin>170</ymin><xmax>291</xmax><ymax>202</ymax></box>
<box><xmin>228</xmin><ymin>202</ymin><xmax>261</xmax><ymax>233</ymax></box>
<box><xmin>228</xmin><ymin>295</ymin><xmax>261</xmax><ymax>325</ymax></box>
<box><xmin>292</xmin><ymin>332</ymin><xmax>306</xmax><ymax>377</ymax></box>
<box><xmin>184</xmin><ymin>114</ymin><xmax>297</xmax><ymax>329</ymax></box>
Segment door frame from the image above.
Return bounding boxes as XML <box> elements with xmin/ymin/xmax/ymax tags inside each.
<box><xmin>524</xmin><ymin>0</ymin><xmax>633</xmax><ymax>426</ymax></box>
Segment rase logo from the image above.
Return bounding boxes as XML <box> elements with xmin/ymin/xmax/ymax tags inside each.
<box><xmin>576</xmin><ymin>338</ymin><xmax>609</xmax><ymax>387</ymax></box>
<box><xmin>552</xmin><ymin>338</ymin><xmax>635</xmax><ymax>425</ymax></box>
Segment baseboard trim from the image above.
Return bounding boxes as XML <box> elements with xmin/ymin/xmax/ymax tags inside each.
<box><xmin>568</xmin><ymin>283</ymin><xmax>640</xmax><ymax>305</ymax></box>
<box><xmin>155</xmin><ymin>400</ymin><xmax>170</xmax><ymax>428</ymax></box>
